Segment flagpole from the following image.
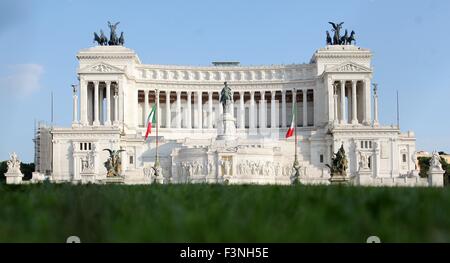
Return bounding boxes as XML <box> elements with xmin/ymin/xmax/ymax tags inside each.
<box><xmin>396</xmin><ymin>90</ymin><xmax>400</xmax><ymax>129</ymax></box>
<box><xmin>294</xmin><ymin>88</ymin><xmax>298</xmax><ymax>167</ymax></box>
<box><xmin>51</xmin><ymin>91</ymin><xmax>54</xmax><ymax>128</ymax></box>
<box><xmin>155</xmin><ymin>89</ymin><xmax>160</xmax><ymax>168</ymax></box>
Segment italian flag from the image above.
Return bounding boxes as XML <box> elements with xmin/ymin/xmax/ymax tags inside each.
<box><xmin>145</xmin><ymin>104</ymin><xmax>157</xmax><ymax>140</ymax></box>
<box><xmin>285</xmin><ymin>99</ymin><xmax>295</xmax><ymax>138</ymax></box>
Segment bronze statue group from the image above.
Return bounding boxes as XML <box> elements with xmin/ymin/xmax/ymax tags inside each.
<box><xmin>94</xmin><ymin>21</ymin><xmax>124</xmax><ymax>46</ymax></box>
<box><xmin>326</xmin><ymin>22</ymin><xmax>355</xmax><ymax>45</ymax></box>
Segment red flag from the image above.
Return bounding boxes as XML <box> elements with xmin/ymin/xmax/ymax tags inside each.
<box><xmin>285</xmin><ymin>118</ymin><xmax>295</xmax><ymax>138</ymax></box>
<box><xmin>145</xmin><ymin>104</ymin><xmax>157</xmax><ymax>140</ymax></box>
<box><xmin>286</xmin><ymin>98</ymin><xmax>296</xmax><ymax>138</ymax></box>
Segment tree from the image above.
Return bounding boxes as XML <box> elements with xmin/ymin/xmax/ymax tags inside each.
<box><xmin>418</xmin><ymin>156</ymin><xmax>450</xmax><ymax>186</ymax></box>
<box><xmin>0</xmin><ymin>161</ymin><xmax>7</xmax><ymax>182</ymax></box>
<box><xmin>442</xmin><ymin>158</ymin><xmax>450</xmax><ymax>186</ymax></box>
<box><xmin>20</xmin><ymin>162</ymin><xmax>35</xmax><ymax>180</ymax></box>
<box><xmin>0</xmin><ymin>161</ymin><xmax>35</xmax><ymax>182</ymax></box>
<box><xmin>418</xmin><ymin>157</ymin><xmax>430</xmax><ymax>178</ymax></box>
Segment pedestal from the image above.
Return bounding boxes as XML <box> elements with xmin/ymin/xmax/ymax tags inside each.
<box><xmin>428</xmin><ymin>168</ymin><xmax>444</xmax><ymax>187</ymax></box>
<box><xmin>5</xmin><ymin>171</ymin><xmax>24</xmax><ymax>185</ymax></box>
<box><xmin>329</xmin><ymin>173</ymin><xmax>349</xmax><ymax>185</ymax></box>
<box><xmin>31</xmin><ymin>172</ymin><xmax>46</xmax><ymax>183</ymax></box>
<box><xmin>103</xmin><ymin>176</ymin><xmax>125</xmax><ymax>184</ymax></box>
<box><xmin>217</xmin><ymin>111</ymin><xmax>236</xmax><ymax>141</ymax></box>
<box><xmin>355</xmin><ymin>169</ymin><xmax>372</xmax><ymax>186</ymax></box>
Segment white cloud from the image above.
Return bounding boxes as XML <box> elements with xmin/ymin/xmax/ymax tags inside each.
<box><xmin>0</xmin><ymin>64</ymin><xmax>44</xmax><ymax>95</ymax></box>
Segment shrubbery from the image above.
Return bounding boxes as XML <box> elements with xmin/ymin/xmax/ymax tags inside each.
<box><xmin>418</xmin><ymin>157</ymin><xmax>450</xmax><ymax>185</ymax></box>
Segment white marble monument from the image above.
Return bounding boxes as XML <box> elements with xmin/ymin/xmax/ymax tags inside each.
<box><xmin>5</xmin><ymin>152</ymin><xmax>24</xmax><ymax>185</ymax></box>
<box><xmin>28</xmin><ymin>26</ymin><xmax>441</xmax><ymax>187</ymax></box>
<box><xmin>428</xmin><ymin>151</ymin><xmax>445</xmax><ymax>187</ymax></box>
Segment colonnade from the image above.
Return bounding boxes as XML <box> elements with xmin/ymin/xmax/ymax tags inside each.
<box><xmin>332</xmin><ymin>79</ymin><xmax>370</xmax><ymax>125</ymax></box>
<box><xmin>136</xmin><ymin>88</ymin><xmax>315</xmax><ymax>130</ymax></box>
<box><xmin>72</xmin><ymin>80</ymin><xmax>374</xmax><ymax>130</ymax></box>
<box><xmin>73</xmin><ymin>81</ymin><xmax>119</xmax><ymax>126</ymax></box>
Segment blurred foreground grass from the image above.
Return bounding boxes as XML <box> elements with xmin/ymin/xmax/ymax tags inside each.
<box><xmin>0</xmin><ymin>183</ymin><xmax>449</xmax><ymax>242</ymax></box>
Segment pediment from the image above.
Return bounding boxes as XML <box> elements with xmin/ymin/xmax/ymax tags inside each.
<box><xmin>78</xmin><ymin>62</ymin><xmax>124</xmax><ymax>74</ymax></box>
<box><xmin>326</xmin><ymin>62</ymin><xmax>372</xmax><ymax>73</ymax></box>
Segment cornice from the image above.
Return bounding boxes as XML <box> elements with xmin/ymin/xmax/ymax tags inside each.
<box><xmin>134</xmin><ymin>80</ymin><xmax>317</xmax><ymax>90</ymax></box>
<box><xmin>134</xmin><ymin>65</ymin><xmax>317</xmax><ymax>83</ymax></box>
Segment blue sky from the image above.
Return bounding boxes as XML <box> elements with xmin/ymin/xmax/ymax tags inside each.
<box><xmin>0</xmin><ymin>0</ymin><xmax>449</xmax><ymax>162</ymax></box>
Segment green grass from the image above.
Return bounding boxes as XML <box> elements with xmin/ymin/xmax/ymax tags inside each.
<box><xmin>1</xmin><ymin>183</ymin><xmax>450</xmax><ymax>242</ymax></box>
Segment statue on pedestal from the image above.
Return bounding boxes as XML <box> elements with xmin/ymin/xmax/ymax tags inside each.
<box><xmin>428</xmin><ymin>151</ymin><xmax>445</xmax><ymax>187</ymax></box>
<box><xmin>5</xmin><ymin>152</ymin><xmax>24</xmax><ymax>185</ymax></box>
<box><xmin>217</xmin><ymin>82</ymin><xmax>237</xmax><ymax>141</ymax></box>
<box><xmin>326</xmin><ymin>144</ymin><xmax>349</xmax><ymax>183</ymax></box>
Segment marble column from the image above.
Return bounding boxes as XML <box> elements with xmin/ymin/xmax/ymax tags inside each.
<box><xmin>239</xmin><ymin>91</ymin><xmax>245</xmax><ymax>129</ymax></box>
<box><xmin>351</xmin><ymin>80</ymin><xmax>358</xmax><ymax>124</ymax></box>
<box><xmin>176</xmin><ymin>91</ymin><xmax>181</xmax><ymax>128</ymax></box>
<box><xmin>218</xmin><ymin>93</ymin><xmax>223</xmax><ymax>129</ymax></box>
<box><xmin>364</xmin><ymin>79</ymin><xmax>372</xmax><ymax>125</ymax></box>
<box><xmin>197</xmin><ymin>91</ymin><xmax>203</xmax><ymax>129</ymax></box>
<box><xmin>302</xmin><ymin>89</ymin><xmax>308</xmax><ymax>127</ymax></box>
<box><xmin>165</xmin><ymin>91</ymin><xmax>171</xmax><ymax>128</ymax></box>
<box><xmin>144</xmin><ymin>89</ymin><xmax>149</xmax><ymax>127</ymax></box>
<box><xmin>281</xmin><ymin>90</ymin><xmax>286</xmax><ymax>128</ymax></box>
<box><xmin>271</xmin><ymin>90</ymin><xmax>276</xmax><ymax>129</ymax></box>
<box><xmin>105</xmin><ymin>81</ymin><xmax>111</xmax><ymax>125</ymax></box>
<box><xmin>187</xmin><ymin>91</ymin><xmax>192</xmax><ymax>129</ymax></box>
<box><xmin>260</xmin><ymin>91</ymin><xmax>266</xmax><ymax>129</ymax></box>
<box><xmin>113</xmin><ymin>89</ymin><xmax>119</xmax><ymax>126</ymax></box>
<box><xmin>333</xmin><ymin>84</ymin><xmax>338</xmax><ymax>125</ymax></box>
<box><xmin>93</xmin><ymin>81</ymin><xmax>100</xmax><ymax>126</ymax></box>
<box><xmin>208</xmin><ymin>91</ymin><xmax>213</xmax><ymax>129</ymax></box>
<box><xmin>99</xmin><ymin>86</ymin><xmax>104</xmax><ymax>124</ymax></box>
<box><xmin>340</xmin><ymin>80</ymin><xmax>346</xmax><ymax>124</ymax></box>
<box><xmin>80</xmin><ymin>80</ymin><xmax>88</xmax><ymax>126</ymax></box>
<box><xmin>250</xmin><ymin>91</ymin><xmax>255</xmax><ymax>130</ymax></box>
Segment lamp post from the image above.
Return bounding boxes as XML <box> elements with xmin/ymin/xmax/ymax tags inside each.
<box><xmin>71</xmin><ymin>84</ymin><xmax>79</xmax><ymax>126</ymax></box>
<box><xmin>291</xmin><ymin>88</ymin><xmax>301</xmax><ymax>185</ymax></box>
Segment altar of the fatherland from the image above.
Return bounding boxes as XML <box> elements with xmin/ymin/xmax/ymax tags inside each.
<box><xmin>22</xmin><ymin>22</ymin><xmax>444</xmax><ymax>187</ymax></box>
